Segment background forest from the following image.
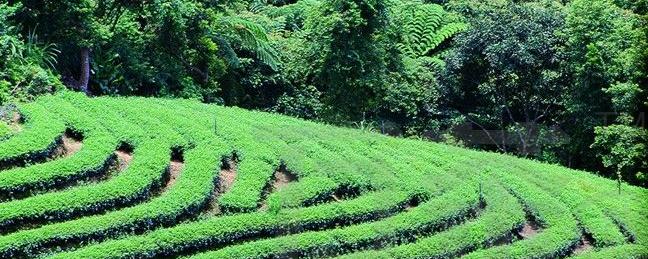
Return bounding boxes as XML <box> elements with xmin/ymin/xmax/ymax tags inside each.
<box><xmin>0</xmin><ymin>0</ymin><xmax>646</xmax><ymax>186</ymax></box>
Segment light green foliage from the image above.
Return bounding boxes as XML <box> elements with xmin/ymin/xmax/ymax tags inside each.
<box><xmin>558</xmin><ymin>0</ymin><xmax>648</xmax><ymax>185</ymax></box>
<box><xmin>604</xmin><ymin>83</ymin><xmax>643</xmax><ymax>117</ymax></box>
<box><xmin>2</xmin><ymin>0</ymin><xmax>647</xmax><ymax>190</ymax></box>
<box><xmin>0</xmin><ymin>103</ymin><xmax>66</xmax><ymax>164</ymax></box>
<box><xmin>0</xmin><ymin>94</ymin><xmax>645</xmax><ymax>258</ymax></box>
<box><xmin>0</xmin><ymin>121</ymin><xmax>8</xmax><ymax>137</ymax></box>
<box><xmin>563</xmin><ymin>0</ymin><xmax>646</xmax><ymax>85</ymax></box>
<box><xmin>591</xmin><ymin>81</ymin><xmax>647</xmax><ymax>185</ymax></box>
<box><xmin>592</xmin><ymin>125</ymin><xmax>648</xmax><ymax>185</ymax></box>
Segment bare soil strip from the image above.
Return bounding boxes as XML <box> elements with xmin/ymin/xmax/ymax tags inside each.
<box><xmin>12</xmin><ymin>112</ymin><xmax>20</xmax><ymax>123</ymax></box>
<box><xmin>219</xmin><ymin>165</ymin><xmax>237</xmax><ymax>193</ymax></box>
<box><xmin>8</xmin><ymin>112</ymin><xmax>22</xmax><ymax>132</ymax></box>
<box><xmin>161</xmin><ymin>160</ymin><xmax>184</xmax><ymax>194</ymax></box>
<box><xmin>152</xmin><ymin>148</ymin><xmax>187</xmax><ymax>197</ymax></box>
<box><xmin>571</xmin><ymin>234</ymin><xmax>594</xmax><ymax>255</ymax></box>
<box><xmin>114</xmin><ymin>150</ymin><xmax>133</xmax><ymax>172</ymax></box>
<box><xmin>258</xmin><ymin>169</ymin><xmax>298</xmax><ymax>211</ymax></box>
<box><xmin>51</xmin><ymin>131</ymin><xmax>83</xmax><ymax>158</ymax></box>
<box><xmin>272</xmin><ymin>170</ymin><xmax>297</xmax><ymax>191</ymax></box>
<box><xmin>87</xmin><ymin>147</ymin><xmax>134</xmax><ymax>183</ymax></box>
<box><xmin>202</xmin><ymin>159</ymin><xmax>238</xmax><ymax>216</ymax></box>
<box><xmin>1</xmin><ymin>130</ymin><xmax>83</xmax><ymax>172</ymax></box>
<box><xmin>517</xmin><ymin>220</ymin><xmax>542</xmax><ymax>239</ymax></box>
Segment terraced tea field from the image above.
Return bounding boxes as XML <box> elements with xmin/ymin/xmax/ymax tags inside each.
<box><xmin>0</xmin><ymin>92</ymin><xmax>645</xmax><ymax>258</ymax></box>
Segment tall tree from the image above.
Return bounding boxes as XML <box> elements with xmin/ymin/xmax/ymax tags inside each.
<box><xmin>302</xmin><ymin>0</ymin><xmax>390</xmax><ymax>120</ymax></box>
<box><xmin>442</xmin><ymin>1</ymin><xmax>566</xmax><ymax>157</ymax></box>
<box><xmin>14</xmin><ymin>0</ymin><xmax>110</xmax><ymax>94</ymax></box>
<box><xmin>561</xmin><ymin>0</ymin><xmax>648</xmax><ymax>184</ymax></box>
<box><xmin>9</xmin><ymin>0</ymin><xmax>278</xmax><ymax>100</ymax></box>
<box><xmin>0</xmin><ymin>3</ymin><xmax>61</xmax><ymax>104</ymax></box>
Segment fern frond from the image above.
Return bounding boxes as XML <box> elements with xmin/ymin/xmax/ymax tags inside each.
<box><xmin>219</xmin><ymin>16</ymin><xmax>280</xmax><ymax>70</ymax></box>
<box><xmin>393</xmin><ymin>3</ymin><xmax>467</xmax><ymax>58</ymax></box>
<box><xmin>215</xmin><ymin>36</ymin><xmax>241</xmax><ymax>68</ymax></box>
<box><xmin>420</xmin><ymin>22</ymin><xmax>468</xmax><ymax>56</ymax></box>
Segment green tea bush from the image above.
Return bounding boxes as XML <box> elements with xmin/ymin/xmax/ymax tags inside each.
<box><xmin>0</xmin><ymin>94</ymin><xmax>645</xmax><ymax>258</ymax></box>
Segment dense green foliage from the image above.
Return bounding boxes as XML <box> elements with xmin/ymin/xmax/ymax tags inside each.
<box><xmin>0</xmin><ymin>4</ymin><xmax>62</xmax><ymax>104</ymax></box>
<box><xmin>0</xmin><ymin>122</ymin><xmax>8</xmax><ymax>137</ymax></box>
<box><xmin>0</xmin><ymin>0</ymin><xmax>646</xmax><ymax>186</ymax></box>
<box><xmin>0</xmin><ymin>93</ymin><xmax>645</xmax><ymax>258</ymax></box>
<box><xmin>442</xmin><ymin>0</ymin><xmax>565</xmax><ymax>155</ymax></box>
<box><xmin>558</xmin><ymin>0</ymin><xmax>648</xmax><ymax>185</ymax></box>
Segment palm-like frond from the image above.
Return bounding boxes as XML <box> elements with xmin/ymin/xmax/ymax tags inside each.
<box><xmin>218</xmin><ymin>16</ymin><xmax>280</xmax><ymax>70</ymax></box>
<box><xmin>25</xmin><ymin>28</ymin><xmax>60</xmax><ymax>70</ymax></box>
<box><xmin>394</xmin><ymin>3</ymin><xmax>468</xmax><ymax>58</ymax></box>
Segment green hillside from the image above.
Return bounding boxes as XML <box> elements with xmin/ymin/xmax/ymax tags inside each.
<box><xmin>0</xmin><ymin>92</ymin><xmax>645</xmax><ymax>258</ymax></box>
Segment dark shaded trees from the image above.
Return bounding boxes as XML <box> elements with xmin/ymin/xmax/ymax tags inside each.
<box><xmin>7</xmin><ymin>0</ymin><xmax>277</xmax><ymax>101</ymax></box>
<box><xmin>2</xmin><ymin>0</ymin><xmax>646</xmax><ymax>186</ymax></box>
<box><xmin>0</xmin><ymin>3</ymin><xmax>61</xmax><ymax>105</ymax></box>
<box><xmin>442</xmin><ymin>1</ymin><xmax>566</xmax><ymax>157</ymax></box>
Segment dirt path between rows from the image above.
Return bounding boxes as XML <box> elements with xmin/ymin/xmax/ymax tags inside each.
<box><xmin>8</xmin><ymin>112</ymin><xmax>22</xmax><ymax>132</ymax></box>
<box><xmin>52</xmin><ymin>132</ymin><xmax>83</xmax><ymax>158</ymax></box>
<box><xmin>272</xmin><ymin>170</ymin><xmax>297</xmax><ymax>191</ymax></box>
<box><xmin>258</xmin><ymin>170</ymin><xmax>297</xmax><ymax>212</ymax></box>
<box><xmin>161</xmin><ymin>160</ymin><xmax>184</xmax><ymax>193</ymax></box>
<box><xmin>517</xmin><ymin>221</ymin><xmax>542</xmax><ymax>239</ymax></box>
<box><xmin>81</xmin><ymin>146</ymin><xmax>134</xmax><ymax>184</ymax></box>
<box><xmin>202</xmin><ymin>160</ymin><xmax>238</xmax><ymax>216</ymax></box>
<box><xmin>571</xmin><ymin>234</ymin><xmax>594</xmax><ymax>255</ymax></box>
<box><xmin>114</xmin><ymin>150</ymin><xmax>133</xmax><ymax>171</ymax></box>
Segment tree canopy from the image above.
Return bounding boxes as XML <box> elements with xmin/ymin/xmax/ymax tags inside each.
<box><xmin>0</xmin><ymin>0</ymin><xmax>646</xmax><ymax>186</ymax></box>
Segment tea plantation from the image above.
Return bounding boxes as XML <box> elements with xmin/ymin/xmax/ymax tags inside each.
<box><xmin>0</xmin><ymin>92</ymin><xmax>645</xmax><ymax>258</ymax></box>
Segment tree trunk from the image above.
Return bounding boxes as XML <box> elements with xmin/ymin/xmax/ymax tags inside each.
<box><xmin>78</xmin><ymin>48</ymin><xmax>91</xmax><ymax>95</ymax></box>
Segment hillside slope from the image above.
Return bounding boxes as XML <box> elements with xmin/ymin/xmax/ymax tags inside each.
<box><xmin>0</xmin><ymin>92</ymin><xmax>645</xmax><ymax>258</ymax></box>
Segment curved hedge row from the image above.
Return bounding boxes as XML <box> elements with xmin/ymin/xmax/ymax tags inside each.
<box><xmin>0</xmin><ymin>97</ymin><xmax>120</xmax><ymax>200</ymax></box>
<box><xmin>0</xmin><ymin>94</ymin><xmax>190</xmax><ymax>231</ymax></box>
<box><xmin>49</xmin><ymin>190</ymin><xmax>415</xmax><ymax>258</ymax></box>
<box><xmin>0</xmin><ymin>93</ymin><xmax>644</xmax><ymax>258</ymax></box>
<box><xmin>463</xmin><ymin>167</ymin><xmax>581</xmax><ymax>258</ymax></box>
<box><xmin>0</xmin><ymin>103</ymin><xmax>66</xmax><ymax>168</ymax></box>
<box><xmin>339</xmin><ymin>183</ymin><xmax>525</xmax><ymax>258</ymax></box>
<box><xmin>187</xmin><ymin>183</ymin><xmax>481</xmax><ymax>258</ymax></box>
